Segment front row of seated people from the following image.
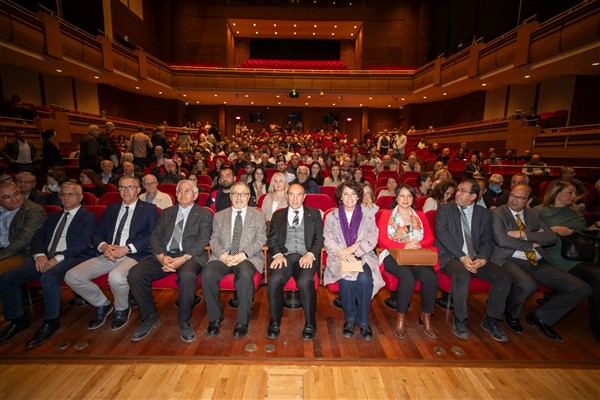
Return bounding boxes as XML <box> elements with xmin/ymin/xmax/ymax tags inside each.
<box><xmin>0</xmin><ymin>175</ymin><xmax>597</xmax><ymax>351</ymax></box>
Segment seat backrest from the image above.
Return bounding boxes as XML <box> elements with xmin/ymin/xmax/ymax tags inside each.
<box><xmin>318</xmin><ymin>185</ymin><xmax>337</xmax><ymax>205</ymax></box>
<box><xmin>377</xmin><ymin>170</ymin><xmax>401</xmax><ymax>181</ymax></box>
<box><xmin>83</xmin><ymin>205</ymin><xmax>108</xmax><ymax>221</ymax></box>
<box><xmin>401</xmin><ymin>170</ymin><xmax>420</xmax><ymax>181</ymax></box>
<box><xmin>404</xmin><ymin>177</ymin><xmax>418</xmax><ymax>189</ymax></box>
<box><xmin>414</xmin><ymin>195</ymin><xmax>427</xmax><ymax>211</ymax></box>
<box><xmin>82</xmin><ymin>191</ymin><xmax>97</xmax><ymax>206</ymax></box>
<box><xmin>42</xmin><ymin>205</ymin><xmax>62</xmax><ymax>214</ymax></box>
<box><xmin>98</xmin><ymin>192</ymin><xmax>122</xmax><ymax>206</ymax></box>
<box><xmin>196</xmin><ymin>174</ymin><xmax>213</xmax><ymax>186</ymax></box>
<box><xmin>425</xmin><ymin>209</ymin><xmax>437</xmax><ymax>238</ymax></box>
<box><xmin>257</xmin><ymin>193</ymin><xmax>267</xmax><ymax>208</ymax></box>
<box><xmin>539</xmin><ymin>180</ymin><xmax>553</xmax><ymax>199</ymax></box>
<box><xmin>195</xmin><ymin>192</ymin><xmax>210</xmax><ymax>206</ymax></box>
<box><xmin>157</xmin><ymin>183</ymin><xmax>177</xmax><ymax>198</ymax></box>
<box><xmin>304</xmin><ymin>194</ymin><xmax>334</xmax><ymax>212</ymax></box>
<box><xmin>104</xmin><ymin>183</ymin><xmax>118</xmax><ymax>192</ymax></box>
<box><xmin>447</xmin><ymin>158</ymin><xmax>465</xmax><ymax>172</ymax></box>
<box><xmin>375</xmin><ymin>195</ymin><xmax>394</xmax><ymax>210</ymax></box>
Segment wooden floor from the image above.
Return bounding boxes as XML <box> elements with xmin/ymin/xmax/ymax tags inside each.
<box><xmin>1</xmin><ymin>287</ymin><xmax>599</xmax><ymax>399</ymax></box>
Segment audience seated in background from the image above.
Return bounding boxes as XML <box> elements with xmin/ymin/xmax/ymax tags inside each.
<box><xmin>522</xmin><ymin>154</ymin><xmax>550</xmax><ymax>175</ymax></box>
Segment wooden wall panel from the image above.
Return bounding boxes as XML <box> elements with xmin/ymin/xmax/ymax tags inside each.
<box><xmin>44</xmin><ymin>75</ymin><xmax>75</xmax><ymax>110</ymax></box>
<box><xmin>408</xmin><ymin>91</ymin><xmax>486</xmax><ymax>129</ymax></box>
<box><xmin>507</xmin><ymin>83</ymin><xmax>536</xmax><ymax>115</ymax></box>
<box><xmin>570</xmin><ymin>75</ymin><xmax>600</xmax><ymax>126</ymax></box>
<box><xmin>537</xmin><ymin>75</ymin><xmax>576</xmax><ymax>114</ymax></box>
<box><xmin>0</xmin><ymin>64</ymin><xmax>41</xmax><ymax>105</ymax></box>
<box><xmin>484</xmin><ymin>87</ymin><xmax>507</xmax><ymax>120</ymax></box>
<box><xmin>74</xmin><ymin>79</ymin><xmax>100</xmax><ymax>114</ymax></box>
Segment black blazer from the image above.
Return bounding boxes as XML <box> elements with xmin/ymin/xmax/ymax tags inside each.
<box><xmin>434</xmin><ymin>202</ymin><xmax>495</xmax><ymax>267</ymax></box>
<box><xmin>31</xmin><ymin>207</ymin><xmax>97</xmax><ymax>260</ymax></box>
<box><xmin>267</xmin><ymin>206</ymin><xmax>324</xmax><ymax>266</ymax></box>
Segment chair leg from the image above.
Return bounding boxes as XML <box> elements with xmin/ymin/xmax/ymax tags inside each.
<box><xmin>435</xmin><ymin>290</ymin><xmax>454</xmax><ymax>310</ymax></box>
<box><xmin>283</xmin><ymin>291</ymin><xmax>302</xmax><ymax>310</ymax></box>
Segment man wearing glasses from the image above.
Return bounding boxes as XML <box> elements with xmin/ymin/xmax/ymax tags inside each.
<box><xmin>0</xmin><ymin>182</ymin><xmax>97</xmax><ymax>349</ymax></box>
<box><xmin>65</xmin><ymin>177</ymin><xmax>158</xmax><ymax>332</ymax></box>
<box><xmin>435</xmin><ymin>179</ymin><xmax>512</xmax><ymax>342</ymax></box>
<box><xmin>128</xmin><ymin>180</ymin><xmax>213</xmax><ymax>342</ymax></box>
<box><xmin>15</xmin><ymin>171</ymin><xmax>45</xmax><ymax>204</ymax></box>
<box><xmin>201</xmin><ymin>182</ymin><xmax>266</xmax><ymax>339</ymax></box>
<box><xmin>491</xmin><ymin>184</ymin><xmax>591</xmax><ymax>342</ymax></box>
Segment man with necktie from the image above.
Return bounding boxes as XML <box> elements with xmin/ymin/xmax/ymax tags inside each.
<box><xmin>0</xmin><ymin>182</ymin><xmax>97</xmax><ymax>349</ymax></box>
<box><xmin>491</xmin><ymin>184</ymin><xmax>591</xmax><ymax>341</ymax></box>
<box><xmin>128</xmin><ymin>180</ymin><xmax>213</xmax><ymax>343</ymax></box>
<box><xmin>266</xmin><ymin>183</ymin><xmax>324</xmax><ymax>340</ymax></box>
<box><xmin>435</xmin><ymin>179</ymin><xmax>512</xmax><ymax>342</ymax></box>
<box><xmin>201</xmin><ymin>182</ymin><xmax>266</xmax><ymax>339</ymax></box>
<box><xmin>65</xmin><ymin>177</ymin><xmax>158</xmax><ymax>332</ymax></box>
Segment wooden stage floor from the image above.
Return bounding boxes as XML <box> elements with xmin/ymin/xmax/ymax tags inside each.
<box><xmin>1</xmin><ymin>287</ymin><xmax>599</xmax><ymax>399</ymax></box>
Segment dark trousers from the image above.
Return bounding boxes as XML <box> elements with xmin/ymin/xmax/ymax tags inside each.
<box><xmin>503</xmin><ymin>258</ymin><xmax>592</xmax><ymax>326</ymax></box>
<box><xmin>383</xmin><ymin>255</ymin><xmax>438</xmax><ymax>314</ymax></box>
<box><xmin>201</xmin><ymin>259</ymin><xmax>256</xmax><ymax>325</ymax></box>
<box><xmin>570</xmin><ymin>262</ymin><xmax>600</xmax><ymax>339</ymax></box>
<box><xmin>0</xmin><ymin>257</ymin><xmax>82</xmax><ymax>321</ymax></box>
<box><xmin>128</xmin><ymin>255</ymin><xmax>202</xmax><ymax>322</ymax></box>
<box><xmin>442</xmin><ymin>259</ymin><xmax>511</xmax><ymax>320</ymax></box>
<box><xmin>267</xmin><ymin>253</ymin><xmax>317</xmax><ymax>324</ymax></box>
<box><xmin>338</xmin><ymin>263</ymin><xmax>373</xmax><ymax>328</ymax></box>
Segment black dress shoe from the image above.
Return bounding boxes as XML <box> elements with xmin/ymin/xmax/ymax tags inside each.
<box><xmin>178</xmin><ymin>320</ymin><xmax>196</xmax><ymax>343</ymax></box>
<box><xmin>88</xmin><ymin>304</ymin><xmax>114</xmax><ymax>330</ymax></box>
<box><xmin>25</xmin><ymin>323</ymin><xmax>59</xmax><ymax>350</ymax></box>
<box><xmin>267</xmin><ymin>319</ymin><xmax>280</xmax><ymax>339</ymax></box>
<box><xmin>302</xmin><ymin>323</ymin><xmax>317</xmax><ymax>340</ymax></box>
<box><xmin>174</xmin><ymin>295</ymin><xmax>202</xmax><ymax>309</ymax></box>
<box><xmin>384</xmin><ymin>296</ymin><xmax>397</xmax><ymax>310</ymax></box>
<box><xmin>360</xmin><ymin>325</ymin><xmax>373</xmax><ymax>341</ymax></box>
<box><xmin>526</xmin><ymin>313</ymin><xmax>563</xmax><ymax>342</ymax></box>
<box><xmin>207</xmin><ymin>319</ymin><xmax>223</xmax><ymax>336</ymax></box>
<box><xmin>111</xmin><ymin>308</ymin><xmax>131</xmax><ymax>331</ymax></box>
<box><xmin>342</xmin><ymin>322</ymin><xmax>354</xmax><ymax>338</ymax></box>
<box><xmin>232</xmin><ymin>323</ymin><xmax>248</xmax><ymax>339</ymax></box>
<box><xmin>0</xmin><ymin>321</ymin><xmax>30</xmax><ymax>345</ymax></box>
<box><xmin>505</xmin><ymin>315</ymin><xmax>523</xmax><ymax>334</ymax></box>
<box><xmin>68</xmin><ymin>295</ymin><xmax>88</xmax><ymax>308</ymax></box>
<box><xmin>332</xmin><ymin>296</ymin><xmax>343</xmax><ymax>310</ymax></box>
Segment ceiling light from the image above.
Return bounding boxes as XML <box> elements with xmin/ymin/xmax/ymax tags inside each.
<box><xmin>294</xmin><ymin>24</ymin><xmax>297</xmax><ymax>27</ymax></box>
<box><xmin>331</xmin><ymin>33</ymin><xmax>335</xmax><ymax>36</ymax></box>
<box><xmin>158</xmin><ymin>91</ymin><xmax>162</xmax><ymax>94</ymax></box>
<box><xmin>423</xmin><ymin>96</ymin><xmax>427</xmax><ymax>99</ymax></box>
<box><xmin>253</xmin><ymin>23</ymin><xmax>256</xmax><ymax>27</ymax></box>
<box><xmin>401</xmin><ymin>98</ymin><xmax>405</xmax><ymax>101</ymax></box>
<box><xmin>275</xmin><ymin>32</ymin><xmax>278</xmax><ymax>35</ymax></box>
<box><xmin>305</xmin><ymin>103</ymin><xmax>309</xmax><ymax>106</ymax></box>
<box><xmin>334</xmin><ymin>25</ymin><xmax>337</xmax><ymax>28</ymax></box>
<box><xmin>56</xmin><ymin>69</ymin><xmax>62</xmax><ymax>73</ymax></box>
<box><xmin>196</xmin><ymin>101</ymin><xmax>199</xmax><ymax>104</ymax></box>
<box><xmin>278</xmin><ymin>102</ymin><xmax>281</xmax><ymax>105</ymax></box>
<box><xmin>135</xmin><ymin>86</ymin><xmax>139</xmax><ymax>90</ymax></box>
<box><xmin>369</xmin><ymin>97</ymin><xmax>372</xmax><ymax>100</ymax></box>
<box><xmin>276</xmin><ymin>95</ymin><xmax>280</xmax><ymax>98</ymax></box>
<box><xmin>388</xmin><ymin>105</ymin><xmax>391</xmax><ymax>107</ymax></box>
<box><xmin>359</xmin><ymin>104</ymin><xmax>363</xmax><ymax>107</ymax></box>
<box><xmin>314</xmin><ymin>24</ymin><xmax>317</xmax><ymax>28</ymax></box>
<box><xmin>233</xmin><ymin>23</ymin><xmax>236</xmax><ymax>26</ymax></box>
<box><xmin>94</xmin><ymin>76</ymin><xmax>99</xmax><ymax>79</ymax></box>
<box><xmin>183</xmin><ymin>94</ymin><xmax>186</xmax><ymax>97</ymax></box>
<box><xmin>481</xmin><ymin>83</ymin><xmax>487</xmax><ymax>86</ymax></box>
<box><xmin>251</xmin><ymin>101</ymin><xmax>254</xmax><ymax>104</ymax></box>
<box><xmin>524</xmin><ymin>75</ymin><xmax>530</xmax><ymax>78</ymax></box>
<box><xmin>245</xmin><ymin>94</ymin><xmax>249</xmax><ymax>98</ymax></box>
<box><xmin>273</xmin><ymin>23</ymin><xmax>277</xmax><ymax>27</ymax></box>
<box><xmin>312</xmin><ymin>32</ymin><xmax>316</xmax><ymax>35</ymax></box>
<box><xmin>236</xmin><ymin>31</ymin><xmax>239</xmax><ymax>34</ymax></box>
<box><xmin>354</xmin><ymin>25</ymin><xmax>357</xmax><ymax>29</ymax></box>
<box><xmin>294</xmin><ymin>32</ymin><xmax>297</xmax><ymax>35</ymax></box>
<box><xmin>214</xmin><ymin>94</ymin><xmax>218</xmax><ymax>97</ymax></box>
<box><xmin>307</xmin><ymin>95</ymin><xmax>311</xmax><ymax>99</ymax></box>
<box><xmin>351</xmin><ymin>33</ymin><xmax>354</xmax><ymax>36</ymax></box>
<box><xmin>332</xmin><ymin>103</ymin><xmax>336</xmax><ymax>106</ymax></box>
<box><xmin>255</xmin><ymin>31</ymin><xmax>258</xmax><ymax>34</ymax></box>
<box><xmin>593</xmin><ymin>62</ymin><xmax>599</xmax><ymax>66</ymax></box>
<box><xmin>223</xmin><ymin>101</ymin><xmax>227</xmax><ymax>104</ymax></box>
<box><xmin>443</xmin><ymin>93</ymin><xmax>447</xmax><ymax>96</ymax></box>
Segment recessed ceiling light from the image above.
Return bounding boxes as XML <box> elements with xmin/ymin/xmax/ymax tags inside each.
<box><xmin>312</xmin><ymin>32</ymin><xmax>316</xmax><ymax>35</ymax></box>
<box><xmin>223</xmin><ymin>101</ymin><xmax>227</xmax><ymax>104</ymax></box>
<box><xmin>334</xmin><ymin>25</ymin><xmax>337</xmax><ymax>28</ymax></box>
<box><xmin>314</xmin><ymin>24</ymin><xmax>317</xmax><ymax>28</ymax></box>
<box><xmin>359</xmin><ymin>104</ymin><xmax>363</xmax><ymax>107</ymax></box>
<box><xmin>135</xmin><ymin>86</ymin><xmax>139</xmax><ymax>89</ymax></box>
<box><xmin>331</xmin><ymin>33</ymin><xmax>335</xmax><ymax>36</ymax></box>
<box><xmin>158</xmin><ymin>91</ymin><xmax>162</xmax><ymax>94</ymax></box>
<box><xmin>251</xmin><ymin>101</ymin><xmax>254</xmax><ymax>104</ymax></box>
<box><xmin>236</xmin><ymin>31</ymin><xmax>239</xmax><ymax>34</ymax></box>
<box><xmin>94</xmin><ymin>76</ymin><xmax>99</xmax><ymax>79</ymax></box>
<box><xmin>276</xmin><ymin>95</ymin><xmax>280</xmax><ymax>98</ymax></box>
<box><xmin>481</xmin><ymin>83</ymin><xmax>487</xmax><ymax>86</ymax></box>
<box><xmin>369</xmin><ymin>97</ymin><xmax>372</xmax><ymax>100</ymax></box>
<box><xmin>401</xmin><ymin>98</ymin><xmax>405</xmax><ymax>101</ymax></box>
<box><xmin>423</xmin><ymin>96</ymin><xmax>427</xmax><ymax>99</ymax></box>
<box><xmin>233</xmin><ymin>23</ymin><xmax>236</xmax><ymax>26</ymax></box>
<box><xmin>332</xmin><ymin>103</ymin><xmax>336</xmax><ymax>106</ymax></box>
<box><xmin>592</xmin><ymin>62</ymin><xmax>599</xmax><ymax>66</ymax></box>
<box><xmin>253</xmin><ymin>23</ymin><xmax>256</xmax><ymax>27</ymax></box>
<box><xmin>278</xmin><ymin>102</ymin><xmax>281</xmax><ymax>105</ymax></box>
<box><xmin>351</xmin><ymin>33</ymin><xmax>354</xmax><ymax>36</ymax></box>
<box><xmin>275</xmin><ymin>32</ymin><xmax>278</xmax><ymax>35</ymax></box>
<box><xmin>196</xmin><ymin>101</ymin><xmax>199</xmax><ymax>104</ymax></box>
<box><xmin>388</xmin><ymin>105</ymin><xmax>391</xmax><ymax>107</ymax></box>
<box><xmin>183</xmin><ymin>94</ymin><xmax>186</xmax><ymax>97</ymax></box>
<box><xmin>354</xmin><ymin>25</ymin><xmax>357</xmax><ymax>29</ymax></box>
<box><xmin>294</xmin><ymin>32</ymin><xmax>297</xmax><ymax>35</ymax></box>
<box><xmin>307</xmin><ymin>95</ymin><xmax>311</xmax><ymax>99</ymax></box>
<box><xmin>255</xmin><ymin>31</ymin><xmax>258</xmax><ymax>34</ymax></box>
<box><xmin>524</xmin><ymin>75</ymin><xmax>530</xmax><ymax>78</ymax></box>
<box><xmin>443</xmin><ymin>93</ymin><xmax>447</xmax><ymax>96</ymax></box>
<box><xmin>56</xmin><ymin>69</ymin><xmax>62</xmax><ymax>73</ymax></box>
<box><xmin>293</xmin><ymin>24</ymin><xmax>297</xmax><ymax>27</ymax></box>
<box><xmin>273</xmin><ymin>23</ymin><xmax>277</xmax><ymax>27</ymax></box>
<box><xmin>214</xmin><ymin>94</ymin><xmax>218</xmax><ymax>97</ymax></box>
<box><xmin>305</xmin><ymin>103</ymin><xmax>309</xmax><ymax>106</ymax></box>
<box><xmin>245</xmin><ymin>94</ymin><xmax>249</xmax><ymax>98</ymax></box>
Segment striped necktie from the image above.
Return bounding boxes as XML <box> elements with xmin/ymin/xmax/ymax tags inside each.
<box><xmin>113</xmin><ymin>206</ymin><xmax>129</xmax><ymax>245</ymax></box>
<box><xmin>515</xmin><ymin>213</ymin><xmax>538</xmax><ymax>266</ymax></box>
<box><xmin>460</xmin><ymin>206</ymin><xmax>476</xmax><ymax>259</ymax></box>
<box><xmin>292</xmin><ymin>210</ymin><xmax>299</xmax><ymax>228</ymax></box>
<box><xmin>48</xmin><ymin>211</ymin><xmax>69</xmax><ymax>258</ymax></box>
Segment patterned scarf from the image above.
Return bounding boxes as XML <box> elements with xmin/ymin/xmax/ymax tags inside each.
<box><xmin>339</xmin><ymin>204</ymin><xmax>363</xmax><ymax>247</ymax></box>
<box><xmin>387</xmin><ymin>206</ymin><xmax>424</xmax><ymax>243</ymax></box>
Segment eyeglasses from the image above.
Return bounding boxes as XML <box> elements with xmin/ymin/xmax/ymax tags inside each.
<box><xmin>509</xmin><ymin>193</ymin><xmax>529</xmax><ymax>202</ymax></box>
<box><xmin>59</xmin><ymin>192</ymin><xmax>80</xmax><ymax>198</ymax></box>
<box><xmin>118</xmin><ymin>185</ymin><xmax>139</xmax><ymax>191</ymax></box>
<box><xmin>231</xmin><ymin>192</ymin><xmax>250</xmax><ymax>198</ymax></box>
<box><xmin>143</xmin><ymin>181</ymin><xmax>158</xmax><ymax>186</ymax></box>
<box><xmin>176</xmin><ymin>189</ymin><xmax>195</xmax><ymax>195</ymax></box>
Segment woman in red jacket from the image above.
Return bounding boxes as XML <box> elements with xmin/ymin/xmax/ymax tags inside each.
<box><xmin>378</xmin><ymin>184</ymin><xmax>438</xmax><ymax>340</ymax></box>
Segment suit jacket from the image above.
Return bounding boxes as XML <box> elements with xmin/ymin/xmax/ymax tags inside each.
<box><xmin>79</xmin><ymin>134</ymin><xmax>102</xmax><ymax>170</ymax></box>
<box><xmin>0</xmin><ymin>199</ymin><xmax>47</xmax><ymax>261</ymax></box>
<box><xmin>434</xmin><ymin>203</ymin><xmax>495</xmax><ymax>268</ymax></box>
<box><xmin>42</xmin><ymin>139</ymin><xmax>65</xmax><ymax>170</ymax></box>
<box><xmin>268</xmin><ymin>206</ymin><xmax>324</xmax><ymax>268</ymax></box>
<box><xmin>31</xmin><ymin>207</ymin><xmax>97</xmax><ymax>261</ymax></box>
<box><xmin>150</xmin><ymin>204</ymin><xmax>213</xmax><ymax>266</ymax></box>
<box><xmin>3</xmin><ymin>140</ymin><xmax>37</xmax><ymax>162</ymax></box>
<box><xmin>491</xmin><ymin>204</ymin><xmax>557</xmax><ymax>266</ymax></box>
<box><xmin>92</xmin><ymin>200</ymin><xmax>158</xmax><ymax>261</ymax></box>
<box><xmin>209</xmin><ymin>207</ymin><xmax>267</xmax><ymax>272</ymax></box>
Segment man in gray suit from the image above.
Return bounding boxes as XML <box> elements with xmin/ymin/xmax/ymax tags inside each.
<box><xmin>491</xmin><ymin>184</ymin><xmax>592</xmax><ymax>342</ymax></box>
<box><xmin>435</xmin><ymin>179</ymin><xmax>512</xmax><ymax>342</ymax></box>
<box><xmin>201</xmin><ymin>182</ymin><xmax>266</xmax><ymax>339</ymax></box>
<box><xmin>128</xmin><ymin>180</ymin><xmax>213</xmax><ymax>342</ymax></box>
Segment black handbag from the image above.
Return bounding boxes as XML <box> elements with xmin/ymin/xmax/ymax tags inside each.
<box><xmin>560</xmin><ymin>230</ymin><xmax>600</xmax><ymax>264</ymax></box>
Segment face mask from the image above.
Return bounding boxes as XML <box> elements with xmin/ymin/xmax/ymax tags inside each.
<box><xmin>48</xmin><ymin>183</ymin><xmax>59</xmax><ymax>192</ymax></box>
<box><xmin>489</xmin><ymin>184</ymin><xmax>501</xmax><ymax>192</ymax></box>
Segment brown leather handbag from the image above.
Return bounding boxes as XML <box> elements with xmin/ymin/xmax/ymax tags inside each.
<box><xmin>388</xmin><ymin>248</ymin><xmax>438</xmax><ymax>266</ymax></box>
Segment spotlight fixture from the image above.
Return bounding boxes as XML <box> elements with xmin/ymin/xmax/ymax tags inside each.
<box><xmin>289</xmin><ymin>89</ymin><xmax>300</xmax><ymax>98</ymax></box>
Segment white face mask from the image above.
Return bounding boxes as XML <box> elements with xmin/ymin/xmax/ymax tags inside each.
<box><xmin>48</xmin><ymin>183</ymin><xmax>59</xmax><ymax>192</ymax></box>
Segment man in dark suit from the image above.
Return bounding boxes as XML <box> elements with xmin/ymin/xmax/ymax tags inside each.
<box><xmin>128</xmin><ymin>180</ymin><xmax>213</xmax><ymax>343</ymax></box>
<box><xmin>65</xmin><ymin>177</ymin><xmax>158</xmax><ymax>332</ymax></box>
<box><xmin>79</xmin><ymin>124</ymin><xmax>103</xmax><ymax>171</ymax></box>
<box><xmin>0</xmin><ymin>181</ymin><xmax>47</xmax><ymax>274</ymax></box>
<box><xmin>435</xmin><ymin>179</ymin><xmax>512</xmax><ymax>342</ymax></box>
<box><xmin>267</xmin><ymin>183</ymin><xmax>324</xmax><ymax>340</ymax></box>
<box><xmin>201</xmin><ymin>182</ymin><xmax>266</xmax><ymax>339</ymax></box>
<box><xmin>0</xmin><ymin>182</ymin><xmax>97</xmax><ymax>349</ymax></box>
<box><xmin>491</xmin><ymin>184</ymin><xmax>592</xmax><ymax>342</ymax></box>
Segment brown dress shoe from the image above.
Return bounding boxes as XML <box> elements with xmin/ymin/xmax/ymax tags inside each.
<box><xmin>419</xmin><ymin>312</ymin><xmax>437</xmax><ymax>339</ymax></box>
<box><xmin>393</xmin><ymin>313</ymin><xmax>406</xmax><ymax>339</ymax></box>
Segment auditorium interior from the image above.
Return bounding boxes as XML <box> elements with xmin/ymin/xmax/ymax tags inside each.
<box><xmin>1</xmin><ymin>0</ymin><xmax>599</xmax><ymax>398</ymax></box>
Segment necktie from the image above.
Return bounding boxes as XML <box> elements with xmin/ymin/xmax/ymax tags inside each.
<box><xmin>460</xmin><ymin>206</ymin><xmax>476</xmax><ymax>259</ymax></box>
<box><xmin>292</xmin><ymin>210</ymin><xmax>299</xmax><ymax>228</ymax></box>
<box><xmin>48</xmin><ymin>211</ymin><xmax>69</xmax><ymax>258</ymax></box>
<box><xmin>170</xmin><ymin>212</ymin><xmax>184</xmax><ymax>252</ymax></box>
<box><xmin>230</xmin><ymin>211</ymin><xmax>243</xmax><ymax>255</ymax></box>
<box><xmin>515</xmin><ymin>213</ymin><xmax>538</xmax><ymax>266</ymax></box>
<box><xmin>113</xmin><ymin>206</ymin><xmax>129</xmax><ymax>245</ymax></box>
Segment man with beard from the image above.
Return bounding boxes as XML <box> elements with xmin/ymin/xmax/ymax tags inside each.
<box><xmin>206</xmin><ymin>166</ymin><xmax>234</xmax><ymax>212</ymax></box>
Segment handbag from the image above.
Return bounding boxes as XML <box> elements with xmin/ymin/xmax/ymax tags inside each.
<box><xmin>560</xmin><ymin>230</ymin><xmax>600</xmax><ymax>263</ymax></box>
<box><xmin>341</xmin><ymin>258</ymin><xmax>363</xmax><ymax>272</ymax></box>
<box><xmin>388</xmin><ymin>248</ymin><xmax>438</xmax><ymax>266</ymax></box>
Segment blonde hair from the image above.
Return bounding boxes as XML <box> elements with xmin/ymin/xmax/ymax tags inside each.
<box><xmin>268</xmin><ymin>172</ymin><xmax>289</xmax><ymax>193</ymax></box>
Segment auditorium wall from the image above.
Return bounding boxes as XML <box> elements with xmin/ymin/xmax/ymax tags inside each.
<box><xmin>570</xmin><ymin>75</ymin><xmax>600</xmax><ymax>126</ymax></box>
